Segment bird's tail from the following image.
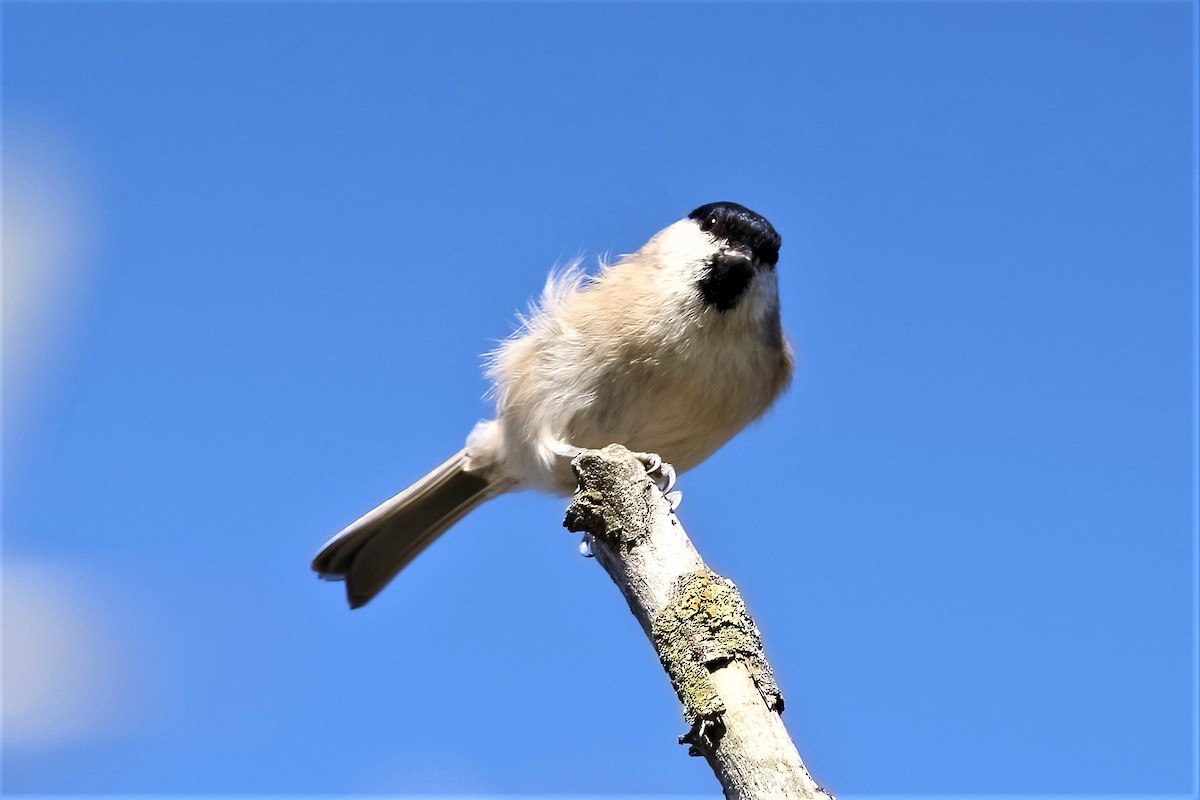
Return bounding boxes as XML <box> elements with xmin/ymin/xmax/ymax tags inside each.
<box><xmin>312</xmin><ymin>449</ymin><xmax>499</xmax><ymax>608</ymax></box>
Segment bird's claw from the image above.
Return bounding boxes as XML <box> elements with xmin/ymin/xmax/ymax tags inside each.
<box><xmin>632</xmin><ymin>451</ymin><xmax>677</xmax><ymax>495</ymax></box>
<box><xmin>576</xmin><ymin>451</ymin><xmax>678</xmax><ymax>561</ymax></box>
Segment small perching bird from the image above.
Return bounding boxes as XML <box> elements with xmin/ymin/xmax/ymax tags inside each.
<box><xmin>313</xmin><ymin>202</ymin><xmax>793</xmax><ymax>608</ymax></box>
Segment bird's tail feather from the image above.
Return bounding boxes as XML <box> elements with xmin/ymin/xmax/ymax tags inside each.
<box><xmin>312</xmin><ymin>449</ymin><xmax>498</xmax><ymax>608</ymax></box>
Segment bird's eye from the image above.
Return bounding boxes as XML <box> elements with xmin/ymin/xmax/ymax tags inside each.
<box><xmin>710</xmin><ymin>217</ymin><xmax>717</xmax><ymax>226</ymax></box>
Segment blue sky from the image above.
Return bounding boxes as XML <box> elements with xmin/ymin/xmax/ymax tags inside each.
<box><xmin>2</xmin><ymin>2</ymin><xmax>1195</xmax><ymax>797</ymax></box>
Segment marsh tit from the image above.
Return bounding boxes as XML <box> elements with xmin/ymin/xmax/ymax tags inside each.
<box><xmin>313</xmin><ymin>202</ymin><xmax>793</xmax><ymax>608</ymax></box>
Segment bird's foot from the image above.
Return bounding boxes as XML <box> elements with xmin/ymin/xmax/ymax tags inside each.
<box><xmin>631</xmin><ymin>451</ymin><xmax>677</xmax><ymax>495</ymax></box>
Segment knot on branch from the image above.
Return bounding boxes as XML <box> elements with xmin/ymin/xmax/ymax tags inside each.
<box><xmin>652</xmin><ymin>569</ymin><xmax>785</xmax><ymax>742</ymax></box>
<box><xmin>564</xmin><ymin>444</ymin><xmax>664</xmax><ymax>550</ymax></box>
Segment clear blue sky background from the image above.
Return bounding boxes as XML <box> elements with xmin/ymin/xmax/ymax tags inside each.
<box><xmin>2</xmin><ymin>2</ymin><xmax>1195</xmax><ymax>797</ymax></box>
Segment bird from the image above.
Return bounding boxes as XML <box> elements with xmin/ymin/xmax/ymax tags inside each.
<box><xmin>313</xmin><ymin>201</ymin><xmax>793</xmax><ymax>608</ymax></box>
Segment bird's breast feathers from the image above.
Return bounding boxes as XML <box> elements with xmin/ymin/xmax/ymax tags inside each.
<box><xmin>486</xmin><ymin>248</ymin><xmax>790</xmax><ymax>484</ymax></box>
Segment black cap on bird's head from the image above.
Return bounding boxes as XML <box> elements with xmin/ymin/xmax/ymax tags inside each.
<box><xmin>689</xmin><ymin>202</ymin><xmax>781</xmax><ymax>267</ymax></box>
<box><xmin>687</xmin><ymin>202</ymin><xmax>783</xmax><ymax>312</ymax></box>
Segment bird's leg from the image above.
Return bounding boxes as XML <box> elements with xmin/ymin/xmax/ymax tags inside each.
<box><xmin>630</xmin><ymin>451</ymin><xmax>675</xmax><ymax>493</ymax></box>
<box><xmin>554</xmin><ymin>443</ymin><xmax>682</xmax><ymax>535</ymax></box>
<box><xmin>552</xmin><ymin>440</ymin><xmax>674</xmax><ymax>493</ymax></box>
<box><xmin>630</xmin><ymin>451</ymin><xmax>682</xmax><ymax>510</ymax></box>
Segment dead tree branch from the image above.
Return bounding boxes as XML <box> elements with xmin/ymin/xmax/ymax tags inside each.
<box><xmin>564</xmin><ymin>444</ymin><xmax>832</xmax><ymax>800</ymax></box>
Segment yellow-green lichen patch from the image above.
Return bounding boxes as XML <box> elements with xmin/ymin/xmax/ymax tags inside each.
<box><xmin>651</xmin><ymin>569</ymin><xmax>784</xmax><ymax>726</ymax></box>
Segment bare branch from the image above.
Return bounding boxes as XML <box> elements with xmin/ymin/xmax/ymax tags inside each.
<box><xmin>565</xmin><ymin>444</ymin><xmax>832</xmax><ymax>800</ymax></box>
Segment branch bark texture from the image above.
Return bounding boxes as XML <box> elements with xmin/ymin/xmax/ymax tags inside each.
<box><xmin>564</xmin><ymin>444</ymin><xmax>831</xmax><ymax>800</ymax></box>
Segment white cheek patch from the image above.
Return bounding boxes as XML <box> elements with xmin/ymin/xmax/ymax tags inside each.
<box><xmin>650</xmin><ymin>219</ymin><xmax>721</xmax><ymax>278</ymax></box>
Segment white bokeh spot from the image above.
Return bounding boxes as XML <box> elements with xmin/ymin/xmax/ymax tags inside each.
<box><xmin>2</xmin><ymin>560</ymin><xmax>135</xmax><ymax>749</ymax></box>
